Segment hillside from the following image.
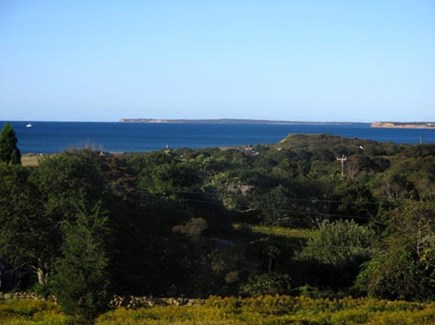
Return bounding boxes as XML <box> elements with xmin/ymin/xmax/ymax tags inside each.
<box><xmin>1</xmin><ymin>133</ymin><xmax>434</xmax><ymax>322</ymax></box>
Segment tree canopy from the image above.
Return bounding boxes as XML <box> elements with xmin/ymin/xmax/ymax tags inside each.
<box><xmin>0</xmin><ymin>123</ymin><xmax>21</xmax><ymax>164</ymax></box>
<box><xmin>1</xmin><ymin>132</ymin><xmax>434</xmax><ymax>321</ymax></box>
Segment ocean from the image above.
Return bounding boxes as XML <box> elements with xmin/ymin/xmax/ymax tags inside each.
<box><xmin>2</xmin><ymin>121</ymin><xmax>435</xmax><ymax>154</ymax></box>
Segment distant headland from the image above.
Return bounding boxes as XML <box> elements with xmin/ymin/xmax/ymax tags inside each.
<box><xmin>120</xmin><ymin>118</ymin><xmax>362</xmax><ymax>125</ymax></box>
<box><xmin>371</xmin><ymin>122</ymin><xmax>435</xmax><ymax>129</ymax></box>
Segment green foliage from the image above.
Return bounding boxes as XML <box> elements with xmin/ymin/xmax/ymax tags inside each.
<box><xmin>52</xmin><ymin>201</ymin><xmax>110</xmax><ymax>321</ymax></box>
<box><xmin>130</xmin><ymin>151</ymin><xmax>201</xmax><ymax>197</ymax></box>
<box><xmin>0</xmin><ymin>300</ymin><xmax>79</xmax><ymax>324</ymax></box>
<box><xmin>298</xmin><ymin>284</ymin><xmax>334</xmax><ymax>298</ymax></box>
<box><xmin>332</xmin><ymin>180</ymin><xmax>377</xmax><ymax>220</ymax></box>
<box><xmin>25</xmin><ymin>149</ymin><xmax>111</xmax><ymax>286</ymax></box>
<box><xmin>289</xmin><ymin>219</ymin><xmax>374</xmax><ymax>290</ymax></box>
<box><xmin>357</xmin><ymin>249</ymin><xmax>433</xmax><ymax>301</ymax></box>
<box><xmin>172</xmin><ymin>217</ymin><xmax>208</xmax><ymax>236</ymax></box>
<box><xmin>0</xmin><ymin>163</ymin><xmax>51</xmax><ymax>285</ymax></box>
<box><xmin>1</xmin><ymin>136</ymin><xmax>434</xmax><ymax>306</ymax></box>
<box><xmin>176</xmin><ymin>242</ymin><xmax>248</xmax><ymax>297</ymax></box>
<box><xmin>239</xmin><ymin>272</ymin><xmax>292</xmax><ymax>296</ymax></box>
<box><xmin>257</xmin><ymin>185</ymin><xmax>293</xmax><ymax>226</ymax></box>
<box><xmin>250</xmin><ymin>225</ymin><xmax>313</xmax><ymax>240</ymax></box>
<box><xmin>34</xmin><ymin>149</ymin><xmax>107</xmax><ymax>219</ymax></box>
<box><xmin>356</xmin><ymin>201</ymin><xmax>435</xmax><ymax>300</ymax></box>
<box><xmin>300</xmin><ymin>219</ymin><xmax>373</xmax><ymax>267</ymax></box>
<box><xmin>376</xmin><ymin>172</ymin><xmax>418</xmax><ymax>202</ymax></box>
<box><xmin>402</xmin><ymin>143</ymin><xmax>435</xmax><ymax>158</ymax></box>
<box><xmin>0</xmin><ymin>123</ymin><xmax>21</xmax><ymax>164</ymax></box>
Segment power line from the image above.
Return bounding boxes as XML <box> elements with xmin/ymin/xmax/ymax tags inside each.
<box><xmin>177</xmin><ymin>198</ymin><xmax>372</xmax><ymax>221</ymax></box>
<box><xmin>174</xmin><ymin>190</ymin><xmax>394</xmax><ymax>207</ymax></box>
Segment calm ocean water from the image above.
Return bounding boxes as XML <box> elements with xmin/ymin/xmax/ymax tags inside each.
<box><xmin>2</xmin><ymin>121</ymin><xmax>435</xmax><ymax>154</ymax></box>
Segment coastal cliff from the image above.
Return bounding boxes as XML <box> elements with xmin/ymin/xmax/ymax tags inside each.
<box><xmin>371</xmin><ymin>122</ymin><xmax>434</xmax><ymax>129</ymax></box>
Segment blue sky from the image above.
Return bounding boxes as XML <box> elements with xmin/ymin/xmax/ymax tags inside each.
<box><xmin>1</xmin><ymin>0</ymin><xmax>434</xmax><ymax>122</ymax></box>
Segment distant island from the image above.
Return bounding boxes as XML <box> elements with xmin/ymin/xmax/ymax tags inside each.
<box><xmin>120</xmin><ymin>118</ymin><xmax>362</xmax><ymax>125</ymax></box>
<box><xmin>371</xmin><ymin>122</ymin><xmax>435</xmax><ymax>129</ymax></box>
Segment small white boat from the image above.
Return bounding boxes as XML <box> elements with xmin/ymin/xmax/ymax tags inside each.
<box><xmin>26</xmin><ymin>122</ymin><xmax>33</xmax><ymax>128</ymax></box>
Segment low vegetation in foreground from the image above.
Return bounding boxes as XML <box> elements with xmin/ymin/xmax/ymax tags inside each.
<box><xmin>0</xmin><ymin>123</ymin><xmax>434</xmax><ymax>323</ymax></box>
<box><xmin>1</xmin><ymin>296</ymin><xmax>435</xmax><ymax>325</ymax></box>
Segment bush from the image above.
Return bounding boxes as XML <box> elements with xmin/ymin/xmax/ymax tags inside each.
<box><xmin>356</xmin><ymin>249</ymin><xmax>433</xmax><ymax>301</ymax></box>
<box><xmin>239</xmin><ymin>272</ymin><xmax>291</xmax><ymax>296</ymax></box>
<box><xmin>299</xmin><ymin>219</ymin><xmax>373</xmax><ymax>267</ymax></box>
<box><xmin>0</xmin><ymin>300</ymin><xmax>79</xmax><ymax>324</ymax></box>
<box><xmin>356</xmin><ymin>201</ymin><xmax>435</xmax><ymax>301</ymax></box>
<box><xmin>172</xmin><ymin>217</ymin><xmax>208</xmax><ymax>236</ymax></box>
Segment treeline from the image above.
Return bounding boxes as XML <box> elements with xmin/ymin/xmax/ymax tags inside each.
<box><xmin>0</xmin><ymin>124</ymin><xmax>434</xmax><ymax>321</ymax></box>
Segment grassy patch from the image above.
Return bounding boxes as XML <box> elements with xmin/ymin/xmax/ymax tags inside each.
<box><xmin>250</xmin><ymin>225</ymin><xmax>313</xmax><ymax>239</ymax></box>
<box><xmin>21</xmin><ymin>155</ymin><xmax>43</xmax><ymax>167</ymax></box>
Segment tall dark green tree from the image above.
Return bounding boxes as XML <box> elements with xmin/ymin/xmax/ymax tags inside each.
<box><xmin>0</xmin><ymin>123</ymin><xmax>21</xmax><ymax>164</ymax></box>
<box><xmin>52</xmin><ymin>201</ymin><xmax>110</xmax><ymax>322</ymax></box>
<box><xmin>0</xmin><ymin>163</ymin><xmax>50</xmax><ymax>286</ymax></box>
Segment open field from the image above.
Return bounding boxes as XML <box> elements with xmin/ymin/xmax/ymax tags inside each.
<box><xmin>250</xmin><ymin>225</ymin><xmax>313</xmax><ymax>239</ymax></box>
<box><xmin>1</xmin><ymin>296</ymin><xmax>434</xmax><ymax>324</ymax></box>
<box><xmin>21</xmin><ymin>154</ymin><xmax>44</xmax><ymax>167</ymax></box>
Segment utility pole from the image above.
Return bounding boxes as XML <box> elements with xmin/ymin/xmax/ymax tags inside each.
<box><xmin>337</xmin><ymin>154</ymin><xmax>347</xmax><ymax>176</ymax></box>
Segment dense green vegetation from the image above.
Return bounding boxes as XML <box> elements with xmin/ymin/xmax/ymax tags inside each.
<box><xmin>0</xmin><ymin>124</ymin><xmax>434</xmax><ymax>322</ymax></box>
<box><xmin>0</xmin><ymin>122</ymin><xmax>21</xmax><ymax>164</ymax></box>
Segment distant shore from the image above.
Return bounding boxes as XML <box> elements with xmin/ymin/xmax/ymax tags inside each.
<box><xmin>120</xmin><ymin>118</ymin><xmax>363</xmax><ymax>125</ymax></box>
<box><xmin>371</xmin><ymin>122</ymin><xmax>435</xmax><ymax>129</ymax></box>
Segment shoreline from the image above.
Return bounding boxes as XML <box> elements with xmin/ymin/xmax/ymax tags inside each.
<box><xmin>119</xmin><ymin>118</ymin><xmax>365</xmax><ymax>125</ymax></box>
<box><xmin>371</xmin><ymin>122</ymin><xmax>435</xmax><ymax>129</ymax></box>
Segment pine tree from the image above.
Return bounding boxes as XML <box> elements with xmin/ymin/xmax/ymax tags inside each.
<box><xmin>0</xmin><ymin>123</ymin><xmax>21</xmax><ymax>164</ymax></box>
<box><xmin>52</xmin><ymin>201</ymin><xmax>110</xmax><ymax>322</ymax></box>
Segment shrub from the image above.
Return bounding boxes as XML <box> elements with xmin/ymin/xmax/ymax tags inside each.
<box><xmin>356</xmin><ymin>201</ymin><xmax>435</xmax><ymax>301</ymax></box>
<box><xmin>299</xmin><ymin>219</ymin><xmax>373</xmax><ymax>267</ymax></box>
<box><xmin>172</xmin><ymin>217</ymin><xmax>208</xmax><ymax>236</ymax></box>
<box><xmin>0</xmin><ymin>300</ymin><xmax>79</xmax><ymax>324</ymax></box>
<box><xmin>239</xmin><ymin>272</ymin><xmax>291</xmax><ymax>296</ymax></box>
<box><xmin>94</xmin><ymin>296</ymin><xmax>435</xmax><ymax>325</ymax></box>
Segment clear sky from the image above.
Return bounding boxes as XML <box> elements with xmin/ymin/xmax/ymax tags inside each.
<box><xmin>1</xmin><ymin>0</ymin><xmax>434</xmax><ymax>122</ymax></box>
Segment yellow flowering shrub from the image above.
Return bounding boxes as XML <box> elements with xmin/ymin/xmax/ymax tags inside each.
<box><xmin>96</xmin><ymin>296</ymin><xmax>435</xmax><ymax>324</ymax></box>
<box><xmin>0</xmin><ymin>299</ymin><xmax>78</xmax><ymax>324</ymax></box>
<box><xmin>1</xmin><ymin>296</ymin><xmax>434</xmax><ymax>324</ymax></box>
